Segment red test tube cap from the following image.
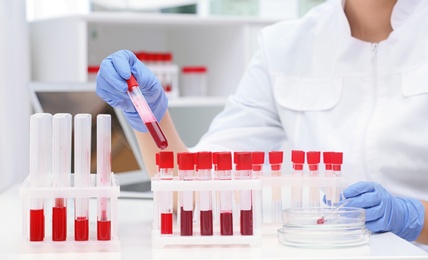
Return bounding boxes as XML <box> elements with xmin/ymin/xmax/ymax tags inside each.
<box><xmin>216</xmin><ymin>152</ymin><xmax>232</xmax><ymax>171</ymax></box>
<box><xmin>196</xmin><ymin>151</ymin><xmax>212</xmax><ymax>170</ymax></box>
<box><xmin>268</xmin><ymin>151</ymin><xmax>283</xmax><ymax>171</ymax></box>
<box><xmin>332</xmin><ymin>152</ymin><xmax>343</xmax><ymax>171</ymax></box>
<box><xmin>235</xmin><ymin>152</ymin><xmax>252</xmax><ymax>171</ymax></box>
<box><xmin>126</xmin><ymin>74</ymin><xmax>138</xmax><ymax>91</ymax></box>
<box><xmin>323</xmin><ymin>151</ymin><xmax>333</xmax><ymax>170</ymax></box>
<box><xmin>252</xmin><ymin>151</ymin><xmax>265</xmax><ymax>171</ymax></box>
<box><xmin>292</xmin><ymin>150</ymin><xmax>305</xmax><ymax>170</ymax></box>
<box><xmin>307</xmin><ymin>151</ymin><xmax>320</xmax><ymax>171</ymax></box>
<box><xmin>178</xmin><ymin>152</ymin><xmax>194</xmax><ymax>171</ymax></box>
<box><xmin>155</xmin><ymin>153</ymin><xmax>159</xmax><ymax>166</ymax></box>
<box><xmin>159</xmin><ymin>151</ymin><xmax>174</xmax><ymax>169</ymax></box>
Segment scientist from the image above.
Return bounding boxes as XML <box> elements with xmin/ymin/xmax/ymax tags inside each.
<box><xmin>96</xmin><ymin>0</ymin><xmax>428</xmax><ymax>246</ymax></box>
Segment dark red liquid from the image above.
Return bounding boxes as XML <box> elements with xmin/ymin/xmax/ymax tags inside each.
<box><xmin>200</xmin><ymin>210</ymin><xmax>213</xmax><ymax>236</ymax></box>
<box><xmin>240</xmin><ymin>209</ymin><xmax>253</xmax><ymax>236</ymax></box>
<box><xmin>75</xmin><ymin>217</ymin><xmax>89</xmax><ymax>241</ymax></box>
<box><xmin>220</xmin><ymin>211</ymin><xmax>233</xmax><ymax>236</ymax></box>
<box><xmin>317</xmin><ymin>218</ymin><xmax>325</xmax><ymax>224</ymax></box>
<box><xmin>97</xmin><ymin>220</ymin><xmax>111</xmax><ymax>240</ymax></box>
<box><xmin>161</xmin><ymin>213</ymin><xmax>173</xmax><ymax>234</ymax></box>
<box><xmin>52</xmin><ymin>206</ymin><xmax>67</xmax><ymax>241</ymax></box>
<box><xmin>180</xmin><ymin>207</ymin><xmax>193</xmax><ymax>236</ymax></box>
<box><xmin>145</xmin><ymin>121</ymin><xmax>168</xmax><ymax>150</ymax></box>
<box><xmin>30</xmin><ymin>209</ymin><xmax>44</xmax><ymax>241</ymax></box>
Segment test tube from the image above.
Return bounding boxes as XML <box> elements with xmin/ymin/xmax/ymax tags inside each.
<box><xmin>251</xmin><ymin>151</ymin><xmax>265</xmax><ymax>179</ymax></box>
<box><xmin>332</xmin><ymin>152</ymin><xmax>343</xmax><ymax>206</ymax></box>
<box><xmin>217</xmin><ymin>152</ymin><xmax>233</xmax><ymax>235</ymax></box>
<box><xmin>235</xmin><ymin>152</ymin><xmax>253</xmax><ymax>236</ymax></box>
<box><xmin>29</xmin><ymin>113</ymin><xmax>52</xmax><ymax>241</ymax></box>
<box><xmin>307</xmin><ymin>151</ymin><xmax>321</xmax><ymax>208</ymax></box>
<box><xmin>291</xmin><ymin>150</ymin><xmax>305</xmax><ymax>208</ymax></box>
<box><xmin>97</xmin><ymin>114</ymin><xmax>112</xmax><ymax>240</ymax></box>
<box><xmin>52</xmin><ymin>113</ymin><xmax>72</xmax><ymax>241</ymax></box>
<box><xmin>197</xmin><ymin>152</ymin><xmax>213</xmax><ymax>236</ymax></box>
<box><xmin>74</xmin><ymin>114</ymin><xmax>91</xmax><ymax>241</ymax></box>
<box><xmin>268</xmin><ymin>151</ymin><xmax>283</xmax><ymax>223</ymax></box>
<box><xmin>126</xmin><ymin>75</ymin><xmax>168</xmax><ymax>150</ymax></box>
<box><xmin>323</xmin><ymin>151</ymin><xmax>334</xmax><ymax>206</ymax></box>
<box><xmin>159</xmin><ymin>151</ymin><xmax>174</xmax><ymax>235</ymax></box>
<box><xmin>178</xmin><ymin>152</ymin><xmax>194</xmax><ymax>236</ymax></box>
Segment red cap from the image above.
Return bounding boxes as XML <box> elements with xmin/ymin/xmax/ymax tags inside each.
<box><xmin>155</xmin><ymin>153</ymin><xmax>159</xmax><ymax>166</ymax></box>
<box><xmin>307</xmin><ymin>151</ymin><xmax>320</xmax><ymax>171</ymax></box>
<box><xmin>217</xmin><ymin>152</ymin><xmax>232</xmax><ymax>171</ymax></box>
<box><xmin>135</xmin><ymin>51</ymin><xmax>148</xmax><ymax>61</ymax></box>
<box><xmin>332</xmin><ymin>152</ymin><xmax>343</xmax><ymax>171</ymax></box>
<box><xmin>292</xmin><ymin>150</ymin><xmax>305</xmax><ymax>170</ymax></box>
<box><xmin>182</xmin><ymin>66</ymin><xmax>207</xmax><ymax>73</ymax></box>
<box><xmin>163</xmin><ymin>52</ymin><xmax>173</xmax><ymax>62</ymax></box>
<box><xmin>196</xmin><ymin>151</ymin><xmax>212</xmax><ymax>170</ymax></box>
<box><xmin>212</xmin><ymin>152</ymin><xmax>219</xmax><ymax>165</ymax></box>
<box><xmin>178</xmin><ymin>152</ymin><xmax>194</xmax><ymax>170</ymax></box>
<box><xmin>126</xmin><ymin>74</ymin><xmax>138</xmax><ymax>91</ymax></box>
<box><xmin>323</xmin><ymin>151</ymin><xmax>333</xmax><ymax>170</ymax></box>
<box><xmin>235</xmin><ymin>152</ymin><xmax>252</xmax><ymax>171</ymax></box>
<box><xmin>269</xmin><ymin>151</ymin><xmax>283</xmax><ymax>171</ymax></box>
<box><xmin>87</xmin><ymin>66</ymin><xmax>100</xmax><ymax>73</ymax></box>
<box><xmin>159</xmin><ymin>151</ymin><xmax>174</xmax><ymax>169</ymax></box>
<box><xmin>252</xmin><ymin>151</ymin><xmax>265</xmax><ymax>164</ymax></box>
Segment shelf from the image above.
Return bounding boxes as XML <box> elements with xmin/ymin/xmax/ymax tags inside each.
<box><xmin>168</xmin><ymin>96</ymin><xmax>227</xmax><ymax>108</ymax></box>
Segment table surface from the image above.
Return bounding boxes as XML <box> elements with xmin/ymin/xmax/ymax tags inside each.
<box><xmin>1</xmin><ymin>184</ymin><xmax>428</xmax><ymax>260</ymax></box>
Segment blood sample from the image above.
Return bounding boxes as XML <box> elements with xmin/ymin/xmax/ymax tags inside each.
<box><xmin>74</xmin><ymin>114</ymin><xmax>91</xmax><ymax>241</ymax></box>
<box><xmin>127</xmin><ymin>75</ymin><xmax>168</xmax><ymax>150</ymax></box>
<box><xmin>217</xmin><ymin>152</ymin><xmax>233</xmax><ymax>235</ymax></box>
<box><xmin>307</xmin><ymin>151</ymin><xmax>321</xmax><ymax>208</ymax></box>
<box><xmin>97</xmin><ymin>115</ymin><xmax>112</xmax><ymax>240</ymax></box>
<box><xmin>235</xmin><ymin>152</ymin><xmax>253</xmax><ymax>236</ymax></box>
<box><xmin>291</xmin><ymin>150</ymin><xmax>305</xmax><ymax>208</ymax></box>
<box><xmin>159</xmin><ymin>151</ymin><xmax>174</xmax><ymax>235</ymax></box>
<box><xmin>197</xmin><ymin>152</ymin><xmax>213</xmax><ymax>236</ymax></box>
<box><xmin>52</xmin><ymin>113</ymin><xmax>72</xmax><ymax>241</ymax></box>
<box><xmin>29</xmin><ymin>113</ymin><xmax>52</xmax><ymax>241</ymax></box>
<box><xmin>269</xmin><ymin>151</ymin><xmax>283</xmax><ymax>223</ymax></box>
<box><xmin>178</xmin><ymin>152</ymin><xmax>195</xmax><ymax>236</ymax></box>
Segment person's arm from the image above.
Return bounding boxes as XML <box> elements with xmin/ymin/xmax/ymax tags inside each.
<box><xmin>134</xmin><ymin>110</ymin><xmax>188</xmax><ymax>178</ymax></box>
<box><xmin>417</xmin><ymin>201</ymin><xmax>428</xmax><ymax>244</ymax></box>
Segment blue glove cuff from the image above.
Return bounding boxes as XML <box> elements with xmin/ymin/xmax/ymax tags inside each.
<box><xmin>124</xmin><ymin>93</ymin><xmax>168</xmax><ymax>132</ymax></box>
<box><xmin>396</xmin><ymin>197</ymin><xmax>425</xmax><ymax>241</ymax></box>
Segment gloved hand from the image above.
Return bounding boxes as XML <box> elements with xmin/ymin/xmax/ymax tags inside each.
<box><xmin>343</xmin><ymin>181</ymin><xmax>424</xmax><ymax>241</ymax></box>
<box><xmin>96</xmin><ymin>49</ymin><xmax>168</xmax><ymax>132</ymax></box>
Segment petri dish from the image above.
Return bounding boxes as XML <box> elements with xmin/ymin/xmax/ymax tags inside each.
<box><xmin>278</xmin><ymin>207</ymin><xmax>370</xmax><ymax>248</ymax></box>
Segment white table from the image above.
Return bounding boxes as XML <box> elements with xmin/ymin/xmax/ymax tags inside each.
<box><xmin>1</xmin><ymin>184</ymin><xmax>427</xmax><ymax>260</ymax></box>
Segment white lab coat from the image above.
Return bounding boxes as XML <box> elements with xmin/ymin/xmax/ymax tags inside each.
<box><xmin>193</xmin><ymin>0</ymin><xmax>428</xmax><ymax>202</ymax></box>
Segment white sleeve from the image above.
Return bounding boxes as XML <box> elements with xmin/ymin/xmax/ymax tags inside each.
<box><xmin>191</xmin><ymin>36</ymin><xmax>286</xmax><ymax>152</ymax></box>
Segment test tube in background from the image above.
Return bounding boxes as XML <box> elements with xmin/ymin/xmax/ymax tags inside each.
<box><xmin>291</xmin><ymin>150</ymin><xmax>304</xmax><ymax>208</ymax></box>
<box><xmin>235</xmin><ymin>152</ymin><xmax>253</xmax><ymax>236</ymax></box>
<box><xmin>268</xmin><ymin>151</ymin><xmax>283</xmax><ymax>223</ymax></box>
<box><xmin>216</xmin><ymin>152</ymin><xmax>233</xmax><ymax>235</ymax></box>
<box><xmin>29</xmin><ymin>113</ymin><xmax>52</xmax><ymax>241</ymax></box>
<box><xmin>97</xmin><ymin>114</ymin><xmax>112</xmax><ymax>241</ymax></box>
<box><xmin>178</xmin><ymin>152</ymin><xmax>195</xmax><ymax>236</ymax></box>
<box><xmin>74</xmin><ymin>114</ymin><xmax>92</xmax><ymax>241</ymax></box>
<box><xmin>197</xmin><ymin>152</ymin><xmax>213</xmax><ymax>236</ymax></box>
<box><xmin>323</xmin><ymin>151</ymin><xmax>334</xmax><ymax>206</ymax></box>
<box><xmin>251</xmin><ymin>151</ymin><xmax>265</xmax><ymax>179</ymax></box>
<box><xmin>307</xmin><ymin>151</ymin><xmax>321</xmax><ymax>208</ymax></box>
<box><xmin>159</xmin><ymin>151</ymin><xmax>174</xmax><ymax>235</ymax></box>
<box><xmin>332</xmin><ymin>152</ymin><xmax>343</xmax><ymax>207</ymax></box>
<box><xmin>52</xmin><ymin>113</ymin><xmax>72</xmax><ymax>241</ymax></box>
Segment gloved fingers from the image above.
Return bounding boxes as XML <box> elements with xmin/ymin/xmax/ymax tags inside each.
<box><xmin>98</xmin><ymin>59</ymin><xmax>129</xmax><ymax>93</ymax></box>
<box><xmin>110</xmin><ymin>50</ymin><xmax>137</xmax><ymax>80</ymax></box>
<box><xmin>344</xmin><ymin>190</ymin><xmax>382</xmax><ymax>209</ymax></box>
<box><xmin>343</xmin><ymin>181</ymin><xmax>376</xmax><ymax>198</ymax></box>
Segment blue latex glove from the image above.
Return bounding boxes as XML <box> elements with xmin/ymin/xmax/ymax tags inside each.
<box><xmin>96</xmin><ymin>50</ymin><xmax>168</xmax><ymax>132</ymax></box>
<box><xmin>343</xmin><ymin>181</ymin><xmax>424</xmax><ymax>241</ymax></box>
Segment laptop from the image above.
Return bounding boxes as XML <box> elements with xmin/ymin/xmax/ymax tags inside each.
<box><xmin>28</xmin><ymin>82</ymin><xmax>153</xmax><ymax>198</ymax></box>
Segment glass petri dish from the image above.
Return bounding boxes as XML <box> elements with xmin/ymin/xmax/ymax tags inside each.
<box><xmin>278</xmin><ymin>207</ymin><xmax>370</xmax><ymax>248</ymax></box>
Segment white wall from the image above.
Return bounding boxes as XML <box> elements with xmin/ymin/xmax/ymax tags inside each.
<box><xmin>0</xmin><ymin>0</ymin><xmax>31</xmax><ymax>191</ymax></box>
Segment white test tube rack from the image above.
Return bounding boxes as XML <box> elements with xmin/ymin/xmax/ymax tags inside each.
<box><xmin>20</xmin><ymin>172</ymin><xmax>120</xmax><ymax>253</ymax></box>
<box><xmin>151</xmin><ymin>177</ymin><xmax>262</xmax><ymax>248</ymax></box>
<box><xmin>260</xmin><ymin>174</ymin><xmax>347</xmax><ymax>233</ymax></box>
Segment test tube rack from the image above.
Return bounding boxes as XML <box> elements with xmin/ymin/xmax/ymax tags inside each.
<box><xmin>151</xmin><ymin>177</ymin><xmax>262</xmax><ymax>248</ymax></box>
<box><xmin>260</xmin><ymin>174</ymin><xmax>347</xmax><ymax>233</ymax></box>
<box><xmin>20</xmin><ymin>172</ymin><xmax>120</xmax><ymax>253</ymax></box>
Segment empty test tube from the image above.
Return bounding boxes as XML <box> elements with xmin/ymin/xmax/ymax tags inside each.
<box><xmin>178</xmin><ymin>152</ymin><xmax>195</xmax><ymax>236</ymax></box>
<box><xmin>268</xmin><ymin>151</ymin><xmax>283</xmax><ymax>223</ymax></box>
<box><xmin>216</xmin><ymin>152</ymin><xmax>233</xmax><ymax>236</ymax></box>
<box><xmin>332</xmin><ymin>152</ymin><xmax>343</xmax><ymax>206</ymax></box>
<box><xmin>197</xmin><ymin>152</ymin><xmax>213</xmax><ymax>236</ymax></box>
<box><xmin>291</xmin><ymin>150</ymin><xmax>305</xmax><ymax>208</ymax></box>
<box><xmin>29</xmin><ymin>113</ymin><xmax>52</xmax><ymax>241</ymax></box>
<box><xmin>307</xmin><ymin>151</ymin><xmax>321</xmax><ymax>207</ymax></box>
<box><xmin>159</xmin><ymin>151</ymin><xmax>174</xmax><ymax>235</ymax></box>
<box><xmin>74</xmin><ymin>114</ymin><xmax>92</xmax><ymax>241</ymax></box>
<box><xmin>323</xmin><ymin>151</ymin><xmax>334</xmax><ymax>206</ymax></box>
<box><xmin>97</xmin><ymin>114</ymin><xmax>112</xmax><ymax>241</ymax></box>
<box><xmin>52</xmin><ymin>113</ymin><xmax>72</xmax><ymax>241</ymax></box>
